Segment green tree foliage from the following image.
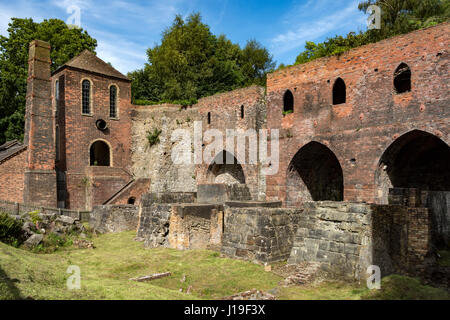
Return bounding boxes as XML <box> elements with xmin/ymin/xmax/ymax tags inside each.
<box><xmin>295</xmin><ymin>0</ymin><xmax>449</xmax><ymax>65</ymax></box>
<box><xmin>0</xmin><ymin>18</ymin><xmax>97</xmax><ymax>144</ymax></box>
<box><xmin>129</xmin><ymin>13</ymin><xmax>275</xmax><ymax>104</ymax></box>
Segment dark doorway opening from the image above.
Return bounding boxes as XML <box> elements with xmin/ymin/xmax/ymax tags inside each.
<box><xmin>286</xmin><ymin>142</ymin><xmax>344</xmax><ymax>207</ymax></box>
<box><xmin>90</xmin><ymin>141</ymin><xmax>110</xmax><ymax>166</ymax></box>
<box><xmin>333</xmin><ymin>78</ymin><xmax>346</xmax><ymax>105</ymax></box>
<box><xmin>394</xmin><ymin>63</ymin><xmax>412</xmax><ymax>94</ymax></box>
<box><xmin>283</xmin><ymin>90</ymin><xmax>294</xmax><ymax>114</ymax></box>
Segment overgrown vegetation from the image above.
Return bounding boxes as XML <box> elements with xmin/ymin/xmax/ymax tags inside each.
<box><xmin>1</xmin><ymin>231</ymin><xmax>448</xmax><ymax>300</ymax></box>
<box><xmin>134</xmin><ymin>98</ymin><xmax>198</xmax><ymax>107</ymax></box>
<box><xmin>292</xmin><ymin>0</ymin><xmax>449</xmax><ymax>66</ymax></box>
<box><xmin>146</xmin><ymin>128</ymin><xmax>162</xmax><ymax>147</ymax></box>
<box><xmin>0</xmin><ymin>213</ymin><xmax>24</xmax><ymax>247</ymax></box>
<box><xmin>28</xmin><ymin>210</ymin><xmax>42</xmax><ymax>225</ymax></box>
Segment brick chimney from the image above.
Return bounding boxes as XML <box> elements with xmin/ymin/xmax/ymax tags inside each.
<box><xmin>23</xmin><ymin>40</ymin><xmax>57</xmax><ymax>207</ymax></box>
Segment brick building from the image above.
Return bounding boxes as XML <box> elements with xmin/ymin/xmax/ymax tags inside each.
<box><xmin>0</xmin><ymin>23</ymin><xmax>448</xmax><ymax>231</ymax></box>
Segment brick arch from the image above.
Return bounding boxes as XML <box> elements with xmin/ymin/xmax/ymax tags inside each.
<box><xmin>286</xmin><ymin>141</ymin><xmax>344</xmax><ymax>207</ymax></box>
<box><xmin>89</xmin><ymin>139</ymin><xmax>113</xmax><ymax>167</ymax></box>
<box><xmin>206</xmin><ymin>150</ymin><xmax>246</xmax><ymax>185</ymax></box>
<box><xmin>374</xmin><ymin>129</ymin><xmax>450</xmax><ymax>204</ymax></box>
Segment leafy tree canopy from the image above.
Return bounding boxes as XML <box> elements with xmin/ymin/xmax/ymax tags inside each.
<box><xmin>0</xmin><ymin>18</ymin><xmax>97</xmax><ymax>144</ymax></box>
<box><xmin>294</xmin><ymin>0</ymin><xmax>449</xmax><ymax>65</ymax></box>
<box><xmin>129</xmin><ymin>13</ymin><xmax>275</xmax><ymax>104</ymax></box>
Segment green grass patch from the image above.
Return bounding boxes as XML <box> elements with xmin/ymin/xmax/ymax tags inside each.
<box><xmin>361</xmin><ymin>275</ymin><xmax>450</xmax><ymax>300</ymax></box>
<box><xmin>1</xmin><ymin>231</ymin><xmax>449</xmax><ymax>300</ymax></box>
<box><xmin>437</xmin><ymin>251</ymin><xmax>450</xmax><ymax>267</ymax></box>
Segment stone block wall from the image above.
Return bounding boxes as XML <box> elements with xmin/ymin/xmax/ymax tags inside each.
<box><xmin>168</xmin><ymin>204</ymin><xmax>224</xmax><ymax>250</ymax></box>
<box><xmin>136</xmin><ymin>192</ymin><xmax>197</xmax><ymax>248</ymax></box>
<box><xmin>197</xmin><ymin>184</ymin><xmax>251</xmax><ymax>204</ymax></box>
<box><xmin>221</xmin><ymin>207</ymin><xmax>302</xmax><ymax>263</ymax></box>
<box><xmin>288</xmin><ymin>202</ymin><xmax>433</xmax><ymax>280</ymax></box>
<box><xmin>90</xmin><ymin>205</ymin><xmax>139</xmax><ymax>234</ymax></box>
<box><xmin>288</xmin><ymin>202</ymin><xmax>372</xmax><ymax>280</ymax></box>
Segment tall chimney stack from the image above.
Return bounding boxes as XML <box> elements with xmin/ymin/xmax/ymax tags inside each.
<box><xmin>23</xmin><ymin>40</ymin><xmax>57</xmax><ymax>207</ymax></box>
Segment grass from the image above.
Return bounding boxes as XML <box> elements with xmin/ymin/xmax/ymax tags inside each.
<box><xmin>1</xmin><ymin>231</ymin><xmax>449</xmax><ymax>300</ymax></box>
<box><xmin>438</xmin><ymin>250</ymin><xmax>450</xmax><ymax>267</ymax></box>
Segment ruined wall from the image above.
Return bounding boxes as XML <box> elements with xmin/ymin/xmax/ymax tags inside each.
<box><xmin>288</xmin><ymin>202</ymin><xmax>433</xmax><ymax>280</ymax></box>
<box><xmin>0</xmin><ymin>149</ymin><xmax>27</xmax><ymax>202</ymax></box>
<box><xmin>195</xmin><ymin>86</ymin><xmax>267</xmax><ymax>200</ymax></box>
<box><xmin>130</xmin><ymin>86</ymin><xmax>266</xmax><ymax>199</ymax></box>
<box><xmin>221</xmin><ymin>206</ymin><xmax>302</xmax><ymax>263</ymax></box>
<box><xmin>168</xmin><ymin>204</ymin><xmax>223</xmax><ymax>250</ymax></box>
<box><xmin>266</xmin><ymin>23</ymin><xmax>450</xmax><ymax>205</ymax></box>
<box><xmin>131</xmin><ymin>105</ymin><xmax>200</xmax><ymax>193</ymax></box>
<box><xmin>90</xmin><ymin>205</ymin><xmax>139</xmax><ymax>234</ymax></box>
<box><xmin>136</xmin><ymin>192</ymin><xmax>197</xmax><ymax>248</ymax></box>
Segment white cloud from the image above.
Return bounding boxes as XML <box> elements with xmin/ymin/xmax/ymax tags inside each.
<box><xmin>271</xmin><ymin>0</ymin><xmax>366</xmax><ymax>56</ymax></box>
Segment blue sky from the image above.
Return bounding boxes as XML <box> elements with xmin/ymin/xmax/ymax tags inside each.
<box><xmin>0</xmin><ymin>0</ymin><xmax>368</xmax><ymax>74</ymax></box>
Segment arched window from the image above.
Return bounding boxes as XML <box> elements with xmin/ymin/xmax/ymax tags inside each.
<box><xmin>110</xmin><ymin>85</ymin><xmax>117</xmax><ymax>118</ymax></box>
<box><xmin>82</xmin><ymin>80</ymin><xmax>91</xmax><ymax>114</ymax></box>
<box><xmin>333</xmin><ymin>78</ymin><xmax>346</xmax><ymax>105</ymax></box>
<box><xmin>394</xmin><ymin>63</ymin><xmax>411</xmax><ymax>94</ymax></box>
<box><xmin>55</xmin><ymin>80</ymin><xmax>59</xmax><ymax>106</ymax></box>
<box><xmin>90</xmin><ymin>140</ymin><xmax>110</xmax><ymax>166</ymax></box>
<box><xmin>207</xmin><ymin>112</ymin><xmax>211</xmax><ymax>125</ymax></box>
<box><xmin>283</xmin><ymin>90</ymin><xmax>294</xmax><ymax>115</ymax></box>
<box><xmin>128</xmin><ymin>197</ymin><xmax>136</xmax><ymax>205</ymax></box>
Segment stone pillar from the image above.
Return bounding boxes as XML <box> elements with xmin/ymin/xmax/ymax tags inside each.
<box><xmin>23</xmin><ymin>40</ymin><xmax>57</xmax><ymax>207</ymax></box>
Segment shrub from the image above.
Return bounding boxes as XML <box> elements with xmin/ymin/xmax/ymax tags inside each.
<box><xmin>147</xmin><ymin>128</ymin><xmax>162</xmax><ymax>147</ymax></box>
<box><xmin>28</xmin><ymin>210</ymin><xmax>42</xmax><ymax>225</ymax></box>
<box><xmin>0</xmin><ymin>213</ymin><xmax>24</xmax><ymax>247</ymax></box>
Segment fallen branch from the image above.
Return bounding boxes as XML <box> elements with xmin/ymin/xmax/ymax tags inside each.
<box><xmin>129</xmin><ymin>272</ymin><xmax>171</xmax><ymax>282</ymax></box>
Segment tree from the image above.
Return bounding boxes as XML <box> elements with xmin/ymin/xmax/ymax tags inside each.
<box><xmin>130</xmin><ymin>13</ymin><xmax>274</xmax><ymax>104</ymax></box>
<box><xmin>0</xmin><ymin>18</ymin><xmax>97</xmax><ymax>144</ymax></box>
<box><xmin>294</xmin><ymin>0</ymin><xmax>449</xmax><ymax>66</ymax></box>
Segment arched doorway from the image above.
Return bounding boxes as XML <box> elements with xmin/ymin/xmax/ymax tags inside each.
<box><xmin>376</xmin><ymin>130</ymin><xmax>450</xmax><ymax>247</ymax></box>
<box><xmin>286</xmin><ymin>142</ymin><xmax>344</xmax><ymax>207</ymax></box>
<box><xmin>376</xmin><ymin>130</ymin><xmax>450</xmax><ymax>203</ymax></box>
<box><xmin>207</xmin><ymin>150</ymin><xmax>245</xmax><ymax>185</ymax></box>
<box><xmin>90</xmin><ymin>140</ymin><xmax>111</xmax><ymax>166</ymax></box>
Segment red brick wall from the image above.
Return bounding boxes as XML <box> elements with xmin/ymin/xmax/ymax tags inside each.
<box><xmin>266</xmin><ymin>23</ymin><xmax>450</xmax><ymax>205</ymax></box>
<box><xmin>195</xmin><ymin>85</ymin><xmax>266</xmax><ymax>200</ymax></box>
<box><xmin>52</xmin><ymin>68</ymin><xmax>133</xmax><ymax>209</ymax></box>
<box><xmin>0</xmin><ymin>150</ymin><xmax>28</xmax><ymax>202</ymax></box>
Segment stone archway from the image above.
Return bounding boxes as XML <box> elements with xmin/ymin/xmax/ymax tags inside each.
<box><xmin>286</xmin><ymin>142</ymin><xmax>344</xmax><ymax>207</ymax></box>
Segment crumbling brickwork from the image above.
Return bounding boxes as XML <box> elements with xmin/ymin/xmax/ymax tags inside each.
<box><xmin>265</xmin><ymin>23</ymin><xmax>449</xmax><ymax>205</ymax></box>
<box><xmin>23</xmin><ymin>40</ymin><xmax>57</xmax><ymax>207</ymax></box>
